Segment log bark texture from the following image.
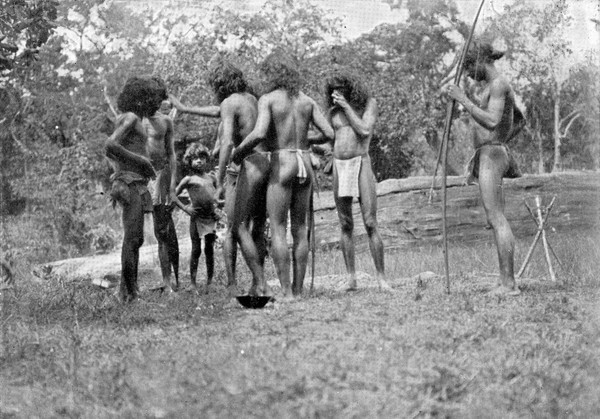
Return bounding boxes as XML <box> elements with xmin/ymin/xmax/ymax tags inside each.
<box><xmin>43</xmin><ymin>172</ymin><xmax>599</xmax><ymax>281</ymax></box>
<box><xmin>313</xmin><ymin>171</ymin><xmax>600</xmax><ymax>253</ymax></box>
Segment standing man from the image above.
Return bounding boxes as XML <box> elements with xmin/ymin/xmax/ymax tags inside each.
<box><xmin>145</xmin><ymin>77</ymin><xmax>187</xmax><ymax>293</ymax></box>
<box><xmin>105</xmin><ymin>76</ymin><xmax>159</xmax><ymax>302</ymax></box>
<box><xmin>320</xmin><ymin>70</ymin><xmax>391</xmax><ymax>292</ymax></box>
<box><xmin>443</xmin><ymin>41</ymin><xmax>523</xmax><ymax>296</ymax></box>
<box><xmin>169</xmin><ymin>59</ymin><xmax>268</xmax><ymax>296</ymax></box>
<box><xmin>233</xmin><ymin>51</ymin><xmax>334</xmax><ymax>299</ymax></box>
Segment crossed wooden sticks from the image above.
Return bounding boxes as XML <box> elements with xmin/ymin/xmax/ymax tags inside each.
<box><xmin>517</xmin><ymin>195</ymin><xmax>563</xmax><ymax>281</ymax></box>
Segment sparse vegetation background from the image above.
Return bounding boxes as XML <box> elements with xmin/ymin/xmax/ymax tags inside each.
<box><xmin>1</xmin><ymin>0</ymin><xmax>599</xmax><ymax>416</ymax></box>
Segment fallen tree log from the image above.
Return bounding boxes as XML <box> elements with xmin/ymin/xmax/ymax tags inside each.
<box><xmin>43</xmin><ymin>171</ymin><xmax>599</xmax><ymax>281</ymax></box>
<box><xmin>313</xmin><ymin>171</ymin><xmax>600</xmax><ymax>252</ymax></box>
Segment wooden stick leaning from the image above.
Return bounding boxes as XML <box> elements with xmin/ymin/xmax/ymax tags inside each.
<box><xmin>535</xmin><ymin>196</ymin><xmax>557</xmax><ymax>281</ymax></box>
<box><xmin>309</xmin><ymin>185</ymin><xmax>316</xmax><ymax>294</ymax></box>
<box><xmin>517</xmin><ymin>196</ymin><xmax>556</xmax><ymax>278</ymax></box>
<box><xmin>437</xmin><ymin>0</ymin><xmax>487</xmax><ymax>294</ymax></box>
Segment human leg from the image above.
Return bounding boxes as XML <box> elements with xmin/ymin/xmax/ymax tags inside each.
<box><xmin>290</xmin><ymin>182</ymin><xmax>311</xmax><ymax>295</ymax></box>
<box><xmin>223</xmin><ymin>178</ymin><xmax>238</xmax><ymax>290</ymax></box>
<box><xmin>357</xmin><ymin>158</ymin><xmax>390</xmax><ymax>290</ymax></box>
<box><xmin>204</xmin><ymin>233</ymin><xmax>216</xmax><ymax>289</ymax></box>
<box><xmin>266</xmin><ymin>180</ymin><xmax>293</xmax><ymax>298</ymax></box>
<box><xmin>189</xmin><ymin>220</ymin><xmax>202</xmax><ymax>291</ymax></box>
<box><xmin>153</xmin><ymin>204</ymin><xmax>179</xmax><ymax>291</ymax></box>
<box><xmin>478</xmin><ymin>146</ymin><xmax>518</xmax><ymax>292</ymax></box>
<box><xmin>333</xmin><ymin>165</ymin><xmax>357</xmax><ymax>290</ymax></box>
<box><xmin>120</xmin><ymin>187</ymin><xmax>145</xmax><ymax>302</ymax></box>
<box><xmin>233</xmin><ymin>154</ymin><xmax>270</xmax><ymax>295</ymax></box>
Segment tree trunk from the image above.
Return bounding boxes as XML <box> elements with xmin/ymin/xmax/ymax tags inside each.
<box><xmin>552</xmin><ymin>92</ymin><xmax>562</xmax><ymax>172</ymax></box>
<box><xmin>537</xmin><ymin>131</ymin><xmax>545</xmax><ymax>174</ymax></box>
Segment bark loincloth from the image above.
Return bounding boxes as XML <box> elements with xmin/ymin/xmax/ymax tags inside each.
<box><xmin>193</xmin><ymin>216</ymin><xmax>217</xmax><ymax>238</ymax></box>
<box><xmin>148</xmin><ymin>165</ymin><xmax>172</xmax><ymax>206</ymax></box>
<box><xmin>109</xmin><ymin>171</ymin><xmax>153</xmax><ymax>213</ymax></box>
<box><xmin>334</xmin><ymin>155</ymin><xmax>363</xmax><ymax>198</ymax></box>
<box><xmin>464</xmin><ymin>142</ymin><xmax>521</xmax><ymax>185</ymax></box>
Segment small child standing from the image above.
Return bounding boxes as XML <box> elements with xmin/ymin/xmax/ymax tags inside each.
<box><xmin>176</xmin><ymin>143</ymin><xmax>219</xmax><ymax>293</ymax></box>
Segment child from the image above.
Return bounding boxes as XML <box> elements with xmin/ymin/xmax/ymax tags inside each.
<box><xmin>175</xmin><ymin>143</ymin><xmax>219</xmax><ymax>293</ymax></box>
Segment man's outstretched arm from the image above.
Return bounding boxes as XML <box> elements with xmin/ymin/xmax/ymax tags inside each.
<box><xmin>169</xmin><ymin>94</ymin><xmax>220</xmax><ymax>118</ymax></box>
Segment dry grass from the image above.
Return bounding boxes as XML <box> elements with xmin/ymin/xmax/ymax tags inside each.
<box><xmin>1</xmin><ymin>230</ymin><xmax>600</xmax><ymax>418</ymax></box>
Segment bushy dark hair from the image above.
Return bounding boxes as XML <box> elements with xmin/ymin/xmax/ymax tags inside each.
<box><xmin>183</xmin><ymin>143</ymin><xmax>210</xmax><ymax>172</ymax></box>
<box><xmin>325</xmin><ymin>70</ymin><xmax>370</xmax><ymax>113</ymax></box>
<box><xmin>208</xmin><ymin>58</ymin><xmax>248</xmax><ymax>103</ymax></box>
<box><xmin>117</xmin><ymin>76</ymin><xmax>168</xmax><ymax>118</ymax></box>
<box><xmin>260</xmin><ymin>51</ymin><xmax>300</xmax><ymax>96</ymax></box>
<box><xmin>463</xmin><ymin>41</ymin><xmax>505</xmax><ymax>67</ymax></box>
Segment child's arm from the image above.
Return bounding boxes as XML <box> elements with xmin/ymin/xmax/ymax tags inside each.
<box><xmin>175</xmin><ymin>177</ymin><xmax>196</xmax><ymax>216</ymax></box>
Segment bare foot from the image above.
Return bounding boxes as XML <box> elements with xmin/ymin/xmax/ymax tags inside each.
<box><xmin>488</xmin><ymin>285</ymin><xmax>521</xmax><ymax>297</ymax></box>
<box><xmin>378</xmin><ymin>279</ymin><xmax>393</xmax><ymax>292</ymax></box>
<box><xmin>164</xmin><ymin>277</ymin><xmax>178</xmax><ymax>293</ymax></box>
<box><xmin>346</xmin><ymin>276</ymin><xmax>358</xmax><ymax>292</ymax></box>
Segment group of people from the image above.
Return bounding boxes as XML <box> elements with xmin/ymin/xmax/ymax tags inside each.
<box><xmin>105</xmin><ymin>41</ymin><xmax>523</xmax><ymax>303</ymax></box>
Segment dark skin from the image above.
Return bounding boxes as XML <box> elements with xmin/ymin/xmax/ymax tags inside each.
<box><xmin>175</xmin><ymin>154</ymin><xmax>217</xmax><ymax>293</ymax></box>
<box><xmin>170</xmin><ymin>89</ymin><xmax>266</xmax><ymax>295</ymax></box>
<box><xmin>144</xmin><ymin>108</ymin><xmax>185</xmax><ymax>292</ymax></box>
<box><xmin>233</xmin><ymin>89</ymin><xmax>334</xmax><ymax>299</ymax></box>
<box><xmin>216</xmin><ymin>92</ymin><xmax>273</xmax><ymax>297</ymax></box>
<box><xmin>443</xmin><ymin>56</ymin><xmax>521</xmax><ymax>295</ymax></box>
<box><xmin>322</xmin><ymin>89</ymin><xmax>391</xmax><ymax>291</ymax></box>
<box><xmin>105</xmin><ymin>112</ymin><xmax>156</xmax><ymax>302</ymax></box>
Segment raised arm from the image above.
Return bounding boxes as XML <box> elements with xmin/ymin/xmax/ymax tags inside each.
<box><xmin>168</xmin><ymin>94</ymin><xmax>220</xmax><ymax>118</ymax></box>
<box><xmin>446</xmin><ymin>80</ymin><xmax>506</xmax><ymax>131</ymax></box>
<box><xmin>332</xmin><ymin>92</ymin><xmax>377</xmax><ymax>138</ymax></box>
<box><xmin>216</xmin><ymin>103</ymin><xmax>236</xmax><ymax>193</ymax></box>
<box><xmin>231</xmin><ymin>96</ymin><xmax>271</xmax><ymax>164</ymax></box>
<box><xmin>310</xmin><ymin>101</ymin><xmax>334</xmax><ymax>143</ymax></box>
<box><xmin>164</xmin><ymin>117</ymin><xmax>186</xmax><ymax>211</ymax></box>
<box><xmin>105</xmin><ymin>113</ymin><xmax>155</xmax><ymax>178</ymax></box>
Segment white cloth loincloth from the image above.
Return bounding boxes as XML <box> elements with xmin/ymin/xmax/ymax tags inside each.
<box><xmin>334</xmin><ymin>156</ymin><xmax>362</xmax><ymax>198</ymax></box>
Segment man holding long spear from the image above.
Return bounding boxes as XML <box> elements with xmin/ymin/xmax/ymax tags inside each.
<box><xmin>442</xmin><ymin>41</ymin><xmax>524</xmax><ymax>296</ymax></box>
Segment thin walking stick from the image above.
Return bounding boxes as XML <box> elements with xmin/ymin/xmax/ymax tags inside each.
<box><xmin>309</xmin><ymin>185</ymin><xmax>316</xmax><ymax>294</ymax></box>
<box><xmin>439</xmin><ymin>0</ymin><xmax>487</xmax><ymax>294</ymax></box>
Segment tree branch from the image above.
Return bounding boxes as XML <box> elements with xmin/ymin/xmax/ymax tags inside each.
<box><xmin>103</xmin><ymin>85</ymin><xmax>118</xmax><ymax>119</ymax></box>
<box><xmin>559</xmin><ymin>109</ymin><xmax>580</xmax><ymax>127</ymax></box>
<box><xmin>560</xmin><ymin>113</ymin><xmax>582</xmax><ymax>138</ymax></box>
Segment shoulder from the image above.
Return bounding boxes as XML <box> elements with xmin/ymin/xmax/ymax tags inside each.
<box><xmin>222</xmin><ymin>93</ymin><xmax>253</xmax><ymax>112</ymax></box>
<box><xmin>489</xmin><ymin>77</ymin><xmax>511</xmax><ymax>95</ymax></box>
<box><xmin>118</xmin><ymin>112</ymin><xmax>139</xmax><ymax>125</ymax></box>
<box><xmin>257</xmin><ymin>93</ymin><xmax>274</xmax><ymax>106</ymax></box>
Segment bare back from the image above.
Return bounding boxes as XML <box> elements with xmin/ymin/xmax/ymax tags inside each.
<box><xmin>221</xmin><ymin>92</ymin><xmax>260</xmax><ymax>149</ymax></box>
<box><xmin>266</xmin><ymin>91</ymin><xmax>315</xmax><ymax>150</ymax></box>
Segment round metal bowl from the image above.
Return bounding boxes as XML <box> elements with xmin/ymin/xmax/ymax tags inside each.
<box><xmin>236</xmin><ymin>295</ymin><xmax>272</xmax><ymax>309</ymax></box>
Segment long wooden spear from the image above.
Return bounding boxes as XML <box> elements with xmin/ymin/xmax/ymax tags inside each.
<box><xmin>438</xmin><ymin>0</ymin><xmax>486</xmax><ymax>294</ymax></box>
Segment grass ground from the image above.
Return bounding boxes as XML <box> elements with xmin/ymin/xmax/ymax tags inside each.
<box><xmin>1</xmin><ymin>231</ymin><xmax>600</xmax><ymax>418</ymax></box>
